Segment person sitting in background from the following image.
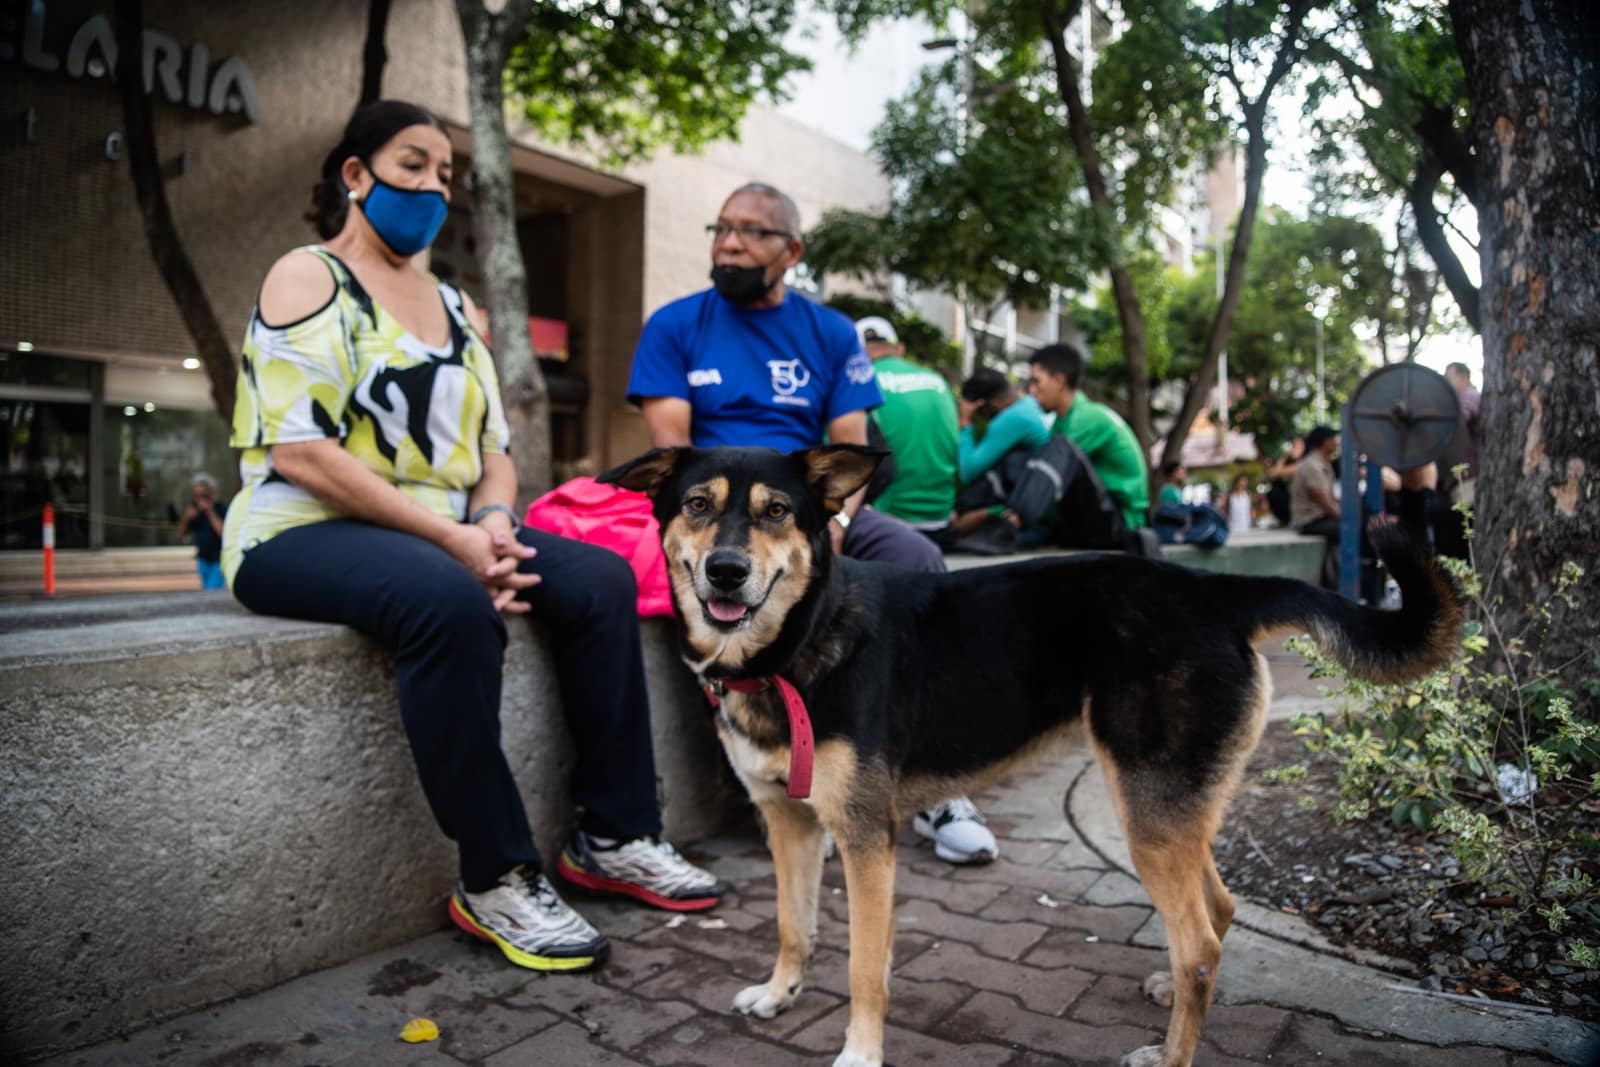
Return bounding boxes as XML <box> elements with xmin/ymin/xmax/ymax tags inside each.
<box><xmin>1152</xmin><ymin>460</ymin><xmax>1229</xmax><ymax>548</ymax></box>
<box><xmin>1157</xmin><ymin>460</ymin><xmax>1186</xmax><ymax>508</ymax></box>
<box><xmin>957</xmin><ymin>344</ymin><xmax>1154</xmax><ymax>556</ymax></box>
<box><xmin>177</xmin><ymin>473</ymin><xmax>228</xmax><ymax>589</ymax></box>
<box><xmin>948</xmin><ymin>367</ymin><xmax>1053</xmax><ymax>541</ymax></box>
<box><xmin>853</xmin><ymin>316</ymin><xmax>960</xmax><ymax>548</ymax></box>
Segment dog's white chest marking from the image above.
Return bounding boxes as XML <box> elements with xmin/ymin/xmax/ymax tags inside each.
<box><xmin>717</xmin><ymin>718</ymin><xmax>792</xmax><ymax>802</ymax></box>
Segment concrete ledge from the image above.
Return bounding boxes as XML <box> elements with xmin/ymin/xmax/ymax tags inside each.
<box><xmin>0</xmin><ymin>594</ymin><xmax>736</xmax><ymax>1061</ymax></box>
<box><xmin>945</xmin><ymin>528</ymin><xmax>1325</xmax><ymax>586</ymax></box>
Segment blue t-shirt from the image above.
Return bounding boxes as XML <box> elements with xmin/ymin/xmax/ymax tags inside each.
<box><xmin>627</xmin><ymin>289</ymin><xmax>883</xmax><ymax>450</ymax></box>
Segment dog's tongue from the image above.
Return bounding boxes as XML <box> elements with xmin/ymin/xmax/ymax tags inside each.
<box><xmin>707</xmin><ymin>598</ymin><xmax>750</xmax><ymax>622</ymax></box>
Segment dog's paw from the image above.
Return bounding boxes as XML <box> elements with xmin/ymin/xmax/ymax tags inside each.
<box><xmin>732</xmin><ymin>982</ymin><xmax>794</xmax><ymax>1019</ymax></box>
<box><xmin>1141</xmin><ymin>970</ymin><xmax>1175</xmax><ymax>1007</ymax></box>
<box><xmin>831</xmin><ymin>1050</ymin><xmax>882</xmax><ymax>1067</ymax></box>
<box><xmin>1119</xmin><ymin>1045</ymin><xmax>1169</xmax><ymax>1067</ymax></box>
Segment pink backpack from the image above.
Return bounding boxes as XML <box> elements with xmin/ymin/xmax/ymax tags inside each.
<box><xmin>524</xmin><ymin>477</ymin><xmax>674</xmax><ymax>617</ymax></box>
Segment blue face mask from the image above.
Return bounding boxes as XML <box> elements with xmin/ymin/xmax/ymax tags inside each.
<box><xmin>356</xmin><ymin>170</ymin><xmax>448</xmax><ymax>256</ymax></box>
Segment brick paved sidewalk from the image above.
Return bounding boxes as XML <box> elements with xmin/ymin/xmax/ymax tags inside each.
<box><xmin>39</xmin><ymin>643</ymin><xmax>1600</xmax><ymax>1067</ymax></box>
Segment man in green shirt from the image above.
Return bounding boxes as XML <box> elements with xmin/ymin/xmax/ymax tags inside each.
<box><xmin>855</xmin><ymin>317</ymin><xmax>959</xmax><ymax>543</ymax></box>
<box><xmin>1026</xmin><ymin>343</ymin><xmax>1151</xmax><ymax>532</ymax></box>
<box><xmin>959</xmin><ymin>343</ymin><xmax>1154</xmax><ymax>556</ymax></box>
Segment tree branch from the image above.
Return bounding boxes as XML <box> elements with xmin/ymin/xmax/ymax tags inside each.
<box><xmin>1408</xmin><ymin>149</ymin><xmax>1481</xmax><ymax>331</ymax></box>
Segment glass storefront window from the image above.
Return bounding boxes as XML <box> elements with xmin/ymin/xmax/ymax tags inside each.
<box><xmin>0</xmin><ymin>396</ymin><xmax>91</xmax><ymax>549</ymax></box>
<box><xmin>101</xmin><ymin>405</ymin><xmax>235</xmax><ymax>548</ymax></box>
<box><xmin>0</xmin><ymin>351</ymin><xmax>94</xmax><ymax>391</ymax></box>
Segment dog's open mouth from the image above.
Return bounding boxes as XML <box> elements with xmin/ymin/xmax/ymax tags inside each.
<box><xmin>705</xmin><ymin>597</ymin><xmax>751</xmax><ymax>624</ymax></box>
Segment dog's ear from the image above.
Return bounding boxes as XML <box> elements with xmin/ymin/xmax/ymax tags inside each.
<box><xmin>799</xmin><ymin>445</ymin><xmax>888</xmax><ymax>512</ymax></box>
<box><xmin>597</xmin><ymin>448</ymin><xmax>681</xmax><ymax>496</ymax></box>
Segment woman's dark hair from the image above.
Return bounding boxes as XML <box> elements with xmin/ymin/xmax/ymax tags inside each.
<box><xmin>305</xmin><ymin>100</ymin><xmax>450</xmax><ymax>238</ymax></box>
<box><xmin>960</xmin><ymin>366</ymin><xmax>1010</xmax><ymax>404</ymax></box>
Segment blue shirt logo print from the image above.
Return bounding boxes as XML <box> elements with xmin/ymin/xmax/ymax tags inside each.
<box><xmin>768</xmin><ymin>359</ymin><xmax>813</xmax><ymax>408</ymax></box>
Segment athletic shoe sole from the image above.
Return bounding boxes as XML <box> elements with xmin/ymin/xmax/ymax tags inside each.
<box><xmin>555</xmin><ymin>852</ymin><xmax>723</xmax><ymax>912</ymax></box>
<box><xmin>447</xmin><ymin>893</ymin><xmax>607</xmax><ymax>972</ymax></box>
<box><xmin>912</xmin><ymin>816</ymin><xmax>998</xmax><ymax>866</ymax></box>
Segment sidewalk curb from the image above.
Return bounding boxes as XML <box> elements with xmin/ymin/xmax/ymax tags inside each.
<box><xmin>1064</xmin><ymin>753</ymin><xmax>1600</xmax><ymax>1065</ymax></box>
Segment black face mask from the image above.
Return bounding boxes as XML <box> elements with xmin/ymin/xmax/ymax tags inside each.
<box><xmin>710</xmin><ymin>262</ymin><xmax>778</xmax><ymax>305</ymax></box>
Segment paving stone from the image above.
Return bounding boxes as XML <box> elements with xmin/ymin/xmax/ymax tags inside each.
<box><xmin>1066</xmin><ymin>974</ymin><xmax>1175</xmax><ymax>1031</ymax></box>
<box><xmin>787</xmin><ymin>1005</ymin><xmax>1014</xmax><ymax>1066</ymax></box>
<box><xmin>912</xmin><ymin>838</ymin><xmax>1096</xmax><ymax>891</ymax></box>
<box><xmin>1197</xmin><ymin>1001</ymin><xmax>1293</xmax><ymax>1061</ymax></box>
<box><xmin>633</xmin><ymin>1014</ymin><xmax>819</xmax><ymax>1067</ymax></box>
<box><xmin>595</xmin><ymin>940</ymin><xmax>701</xmax><ymax>990</ymax></box>
<box><xmin>1024</xmin><ymin>929</ymin><xmax>1168</xmax><ymax>979</ymax></box>
<box><xmin>639</xmin><ymin>946</ymin><xmax>849</xmax><ymax>1043</ymax></box>
<box><xmin>867</xmin><ymin>896</ymin><xmax>1051</xmax><ymax>961</ymax></box>
<box><xmin>947</xmin><ymin>989</ymin><xmax>1161</xmax><ymax>1064</ymax></box>
<box><xmin>896</xmin><ymin>940</ymin><xmax>1094</xmax><ymax>1017</ymax></box>
<box><xmin>980</xmin><ymin>883</ymin><xmax>1152</xmax><ymax>942</ymax></box>
<box><xmin>632</xmin><ymin>919</ymin><xmax>779</xmax><ymax>982</ymax></box>
<box><xmin>1082</xmin><ymin>870</ymin><xmax>1152</xmax><ymax>908</ymax></box>
<box><xmin>416</xmin><ymin>991</ymin><xmax>562</xmax><ymax>1063</ymax></box>
<box><xmin>630</xmin><ymin>949</ymin><xmax>766</xmax><ymax>1018</ymax></box>
<box><xmin>891</xmin><ymin>864</ymin><xmax>1012</xmax><ymax>912</ymax></box>
<box><xmin>801</xmin><ymin>934</ymin><xmax>941</xmax><ymax>1000</ymax></box>
<box><xmin>1270</xmin><ymin>1014</ymin><xmax>1519</xmax><ymax>1066</ymax></box>
<box><xmin>503</xmin><ymin>974</ymin><xmax>698</xmax><ymax>1051</ymax></box>
<box><xmin>483</xmin><ymin>1019</ymin><xmax>647</xmax><ymax>1065</ymax></box>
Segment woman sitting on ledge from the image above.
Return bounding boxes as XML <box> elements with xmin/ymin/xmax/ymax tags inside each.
<box><xmin>222</xmin><ymin>100</ymin><xmax>722</xmax><ymax>974</ymax></box>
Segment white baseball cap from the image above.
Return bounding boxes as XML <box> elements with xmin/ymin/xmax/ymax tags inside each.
<box><xmin>854</xmin><ymin>315</ymin><xmax>899</xmax><ymax>347</ymax></box>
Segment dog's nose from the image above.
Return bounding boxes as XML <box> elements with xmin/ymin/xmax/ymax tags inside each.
<box><xmin>705</xmin><ymin>549</ymin><xmax>750</xmax><ymax>592</ymax></box>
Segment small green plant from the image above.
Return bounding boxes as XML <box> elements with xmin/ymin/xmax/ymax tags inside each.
<box><xmin>1288</xmin><ymin>508</ymin><xmax>1600</xmax><ymax>939</ymax></box>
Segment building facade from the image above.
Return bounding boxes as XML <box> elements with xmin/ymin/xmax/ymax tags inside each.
<box><xmin>1</xmin><ymin>0</ymin><xmax>888</xmax><ymax>550</ymax></box>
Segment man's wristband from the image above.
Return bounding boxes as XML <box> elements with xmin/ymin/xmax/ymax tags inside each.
<box><xmin>831</xmin><ymin>511</ymin><xmax>851</xmax><ymax>531</ymax></box>
<box><xmin>469</xmin><ymin>503</ymin><xmax>521</xmax><ymax>532</ymax></box>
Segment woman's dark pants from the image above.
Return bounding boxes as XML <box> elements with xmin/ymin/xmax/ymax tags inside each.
<box><xmin>233</xmin><ymin>520</ymin><xmax>661</xmax><ymax>892</ymax></box>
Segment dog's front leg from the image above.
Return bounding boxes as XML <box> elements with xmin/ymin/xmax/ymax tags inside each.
<box><xmin>734</xmin><ymin>798</ymin><xmax>825</xmax><ymax>1019</ymax></box>
<box><xmin>833</xmin><ymin>833</ymin><xmax>896</xmax><ymax>1067</ymax></box>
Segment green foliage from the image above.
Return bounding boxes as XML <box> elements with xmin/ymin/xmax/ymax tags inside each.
<box><xmin>1289</xmin><ymin>535</ymin><xmax>1600</xmax><ymax>934</ymax></box>
<box><xmin>1074</xmin><ymin>208</ymin><xmax>1382</xmax><ymax>452</ymax></box>
<box><xmin>505</xmin><ymin>1</ymin><xmax>811</xmax><ymax>166</ymax></box>
<box><xmin>804</xmin><ymin>49</ymin><xmax>1092</xmax><ymax>356</ymax></box>
<box><xmin>822</xmin><ymin>293</ymin><xmax>963</xmax><ymax>378</ymax></box>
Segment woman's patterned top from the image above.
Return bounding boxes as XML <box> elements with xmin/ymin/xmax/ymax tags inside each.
<box><xmin>221</xmin><ymin>246</ymin><xmax>510</xmax><ymax>584</ymax></box>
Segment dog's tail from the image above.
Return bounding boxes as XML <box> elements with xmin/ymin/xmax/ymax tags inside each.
<box><xmin>1241</xmin><ymin>526</ymin><xmax>1463</xmax><ymax>685</ymax></box>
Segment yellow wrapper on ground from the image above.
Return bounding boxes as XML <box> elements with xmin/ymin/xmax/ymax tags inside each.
<box><xmin>400</xmin><ymin>1017</ymin><xmax>440</xmax><ymax>1043</ymax></box>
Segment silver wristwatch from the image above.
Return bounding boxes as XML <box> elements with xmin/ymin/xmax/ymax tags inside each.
<box><xmin>469</xmin><ymin>503</ymin><xmax>522</xmax><ymax>531</ymax></box>
<box><xmin>831</xmin><ymin>511</ymin><xmax>852</xmax><ymax>530</ymax></box>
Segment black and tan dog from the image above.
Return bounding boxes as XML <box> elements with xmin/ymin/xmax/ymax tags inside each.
<box><xmin>600</xmin><ymin>444</ymin><xmax>1460</xmax><ymax>1067</ymax></box>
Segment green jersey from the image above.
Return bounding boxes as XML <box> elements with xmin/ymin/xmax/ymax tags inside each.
<box><xmin>1053</xmin><ymin>394</ymin><xmax>1150</xmax><ymax>529</ymax></box>
<box><xmin>868</xmin><ymin>356</ymin><xmax>959</xmax><ymax>527</ymax></box>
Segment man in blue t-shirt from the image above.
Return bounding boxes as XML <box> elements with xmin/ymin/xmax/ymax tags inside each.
<box><xmin>626</xmin><ymin>182</ymin><xmax>997</xmax><ymax>866</ymax></box>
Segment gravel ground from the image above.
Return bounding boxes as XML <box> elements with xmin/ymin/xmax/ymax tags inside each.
<box><xmin>1216</xmin><ymin>719</ymin><xmax>1600</xmax><ymax>1020</ymax></box>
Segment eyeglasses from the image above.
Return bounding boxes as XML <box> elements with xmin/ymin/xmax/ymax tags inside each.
<box><xmin>706</xmin><ymin>222</ymin><xmax>791</xmax><ymax>242</ymax></box>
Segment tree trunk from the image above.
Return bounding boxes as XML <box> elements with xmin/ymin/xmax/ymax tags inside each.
<box><xmin>1041</xmin><ymin>1</ymin><xmax>1154</xmax><ymax>462</ymax></box>
<box><xmin>1160</xmin><ymin>0</ymin><xmax>1309</xmax><ymax>468</ymax></box>
<box><xmin>456</xmin><ymin>0</ymin><xmax>551</xmax><ymax>502</ymax></box>
<box><xmin>114</xmin><ymin>0</ymin><xmax>235</xmax><ymax>421</ymax></box>
<box><xmin>1449</xmin><ymin>0</ymin><xmax>1600</xmax><ymax>690</ymax></box>
<box><xmin>359</xmin><ymin>0</ymin><xmax>392</xmax><ymax>109</ymax></box>
<box><xmin>1408</xmin><ymin>149</ymin><xmax>1480</xmax><ymax>332</ymax></box>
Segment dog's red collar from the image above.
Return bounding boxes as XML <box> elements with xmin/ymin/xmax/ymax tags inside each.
<box><xmin>702</xmin><ymin>676</ymin><xmax>814</xmax><ymax>800</ymax></box>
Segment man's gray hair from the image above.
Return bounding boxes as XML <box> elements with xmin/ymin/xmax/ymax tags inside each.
<box><xmin>192</xmin><ymin>472</ymin><xmax>218</xmax><ymax>491</ymax></box>
<box><xmin>729</xmin><ymin>182</ymin><xmax>801</xmax><ymax>235</ymax></box>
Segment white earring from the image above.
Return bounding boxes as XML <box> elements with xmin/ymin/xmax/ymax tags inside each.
<box><xmin>347</xmin><ymin>188</ymin><xmax>359</xmax><ymax>201</ymax></box>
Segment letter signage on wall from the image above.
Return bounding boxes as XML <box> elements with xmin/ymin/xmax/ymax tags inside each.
<box><xmin>1</xmin><ymin>1</ymin><xmax>262</xmax><ymax>123</ymax></box>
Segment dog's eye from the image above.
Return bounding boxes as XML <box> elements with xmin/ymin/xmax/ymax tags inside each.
<box><xmin>765</xmin><ymin>502</ymin><xmax>790</xmax><ymax>521</ymax></box>
<box><xmin>685</xmin><ymin>495</ymin><xmax>711</xmax><ymax>515</ymax></box>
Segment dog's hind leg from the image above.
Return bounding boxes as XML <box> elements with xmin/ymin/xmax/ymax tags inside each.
<box><xmin>734</xmin><ymin>798</ymin><xmax>825</xmax><ymax>1020</ymax></box>
<box><xmin>833</xmin><ymin>832</ymin><xmax>897</xmax><ymax>1067</ymax></box>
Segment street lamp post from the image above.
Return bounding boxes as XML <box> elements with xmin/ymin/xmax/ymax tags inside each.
<box><xmin>1314</xmin><ymin>312</ymin><xmax>1326</xmax><ymax>425</ymax></box>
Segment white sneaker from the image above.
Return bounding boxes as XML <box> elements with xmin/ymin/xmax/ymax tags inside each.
<box><xmin>912</xmin><ymin>796</ymin><xmax>998</xmax><ymax>865</ymax></box>
<box><xmin>449</xmin><ymin>866</ymin><xmax>608</xmax><ymax>971</ymax></box>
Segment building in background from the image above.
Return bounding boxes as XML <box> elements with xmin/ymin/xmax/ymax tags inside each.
<box><xmin>1</xmin><ymin>0</ymin><xmax>891</xmax><ymax>553</ymax></box>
